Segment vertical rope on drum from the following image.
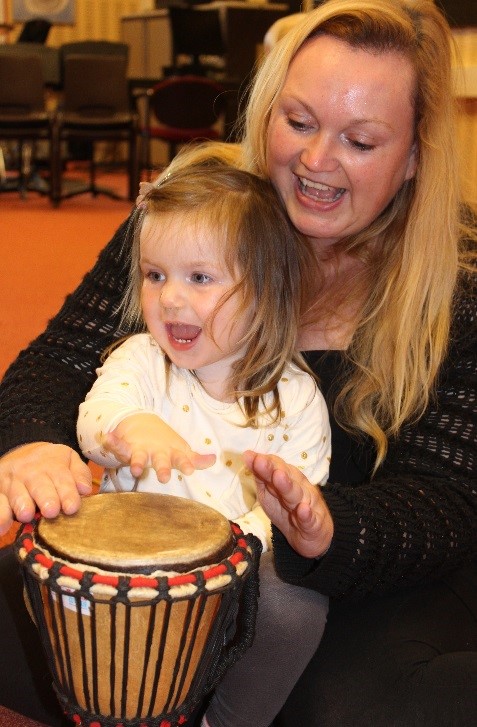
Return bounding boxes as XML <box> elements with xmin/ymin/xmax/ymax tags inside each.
<box><xmin>136</xmin><ymin>603</ymin><xmax>156</xmax><ymax>718</ymax></box>
<box><xmin>56</xmin><ymin>588</ymin><xmax>76</xmax><ymax>704</ymax></box>
<box><xmin>75</xmin><ymin>591</ymin><xmax>92</xmax><ymax>713</ymax></box>
<box><xmin>174</xmin><ymin>590</ymin><xmax>208</xmax><ymax>708</ymax></box>
<box><xmin>109</xmin><ymin>601</ymin><xmax>117</xmax><ymax>717</ymax></box>
<box><xmin>45</xmin><ymin>585</ymin><xmax>68</xmax><ymax>695</ymax></box>
<box><xmin>120</xmin><ymin>593</ymin><xmax>132</xmax><ymax>717</ymax></box>
<box><xmin>147</xmin><ymin>597</ymin><xmax>172</xmax><ymax>716</ymax></box>
<box><xmin>164</xmin><ymin>598</ymin><xmax>194</xmax><ymax>713</ymax></box>
<box><xmin>90</xmin><ymin>599</ymin><xmax>100</xmax><ymax>716</ymax></box>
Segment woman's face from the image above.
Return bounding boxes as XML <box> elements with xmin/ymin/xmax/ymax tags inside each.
<box><xmin>267</xmin><ymin>34</ymin><xmax>418</xmax><ymax>251</ymax></box>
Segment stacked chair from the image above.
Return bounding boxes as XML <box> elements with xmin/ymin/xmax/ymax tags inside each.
<box><xmin>50</xmin><ymin>52</ymin><xmax>139</xmax><ymax>205</ymax></box>
<box><xmin>0</xmin><ymin>34</ymin><xmax>230</xmax><ymax>202</ymax></box>
<box><xmin>139</xmin><ymin>75</ymin><xmax>227</xmax><ymax>172</ymax></box>
<box><xmin>0</xmin><ymin>53</ymin><xmax>54</xmax><ymax>198</ymax></box>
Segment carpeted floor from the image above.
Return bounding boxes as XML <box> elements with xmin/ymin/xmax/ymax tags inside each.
<box><xmin>0</xmin><ymin>166</ymin><xmax>134</xmax><ymax>378</ymax></box>
<box><xmin>0</xmin><ymin>166</ymin><xmax>131</xmax><ymax>546</ymax></box>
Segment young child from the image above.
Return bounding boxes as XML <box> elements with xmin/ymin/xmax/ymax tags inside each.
<box><xmin>77</xmin><ymin>156</ymin><xmax>331</xmax><ymax>727</ymax></box>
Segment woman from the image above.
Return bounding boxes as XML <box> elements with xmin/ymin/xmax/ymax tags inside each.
<box><xmin>0</xmin><ymin>1</ymin><xmax>475</xmax><ymax>725</ymax></box>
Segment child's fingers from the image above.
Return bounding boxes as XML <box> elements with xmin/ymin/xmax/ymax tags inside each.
<box><xmin>151</xmin><ymin>452</ymin><xmax>172</xmax><ymax>484</ymax></box>
<box><xmin>129</xmin><ymin>448</ymin><xmax>149</xmax><ymax>478</ymax></box>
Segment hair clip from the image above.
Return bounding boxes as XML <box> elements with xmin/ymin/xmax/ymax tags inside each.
<box><xmin>135</xmin><ymin>181</ymin><xmax>156</xmax><ymax>208</ymax></box>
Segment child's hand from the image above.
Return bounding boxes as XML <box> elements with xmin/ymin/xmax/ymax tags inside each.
<box><xmin>102</xmin><ymin>413</ymin><xmax>216</xmax><ymax>483</ymax></box>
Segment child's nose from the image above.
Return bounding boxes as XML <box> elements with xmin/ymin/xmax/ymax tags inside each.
<box><xmin>160</xmin><ymin>280</ymin><xmax>183</xmax><ymax>309</ymax></box>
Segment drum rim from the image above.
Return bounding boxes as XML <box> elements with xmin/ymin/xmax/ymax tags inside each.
<box><xmin>16</xmin><ymin>516</ymin><xmax>252</xmax><ymax>600</ymax></box>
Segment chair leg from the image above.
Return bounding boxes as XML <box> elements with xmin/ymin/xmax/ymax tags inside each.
<box><xmin>50</xmin><ymin>125</ymin><xmax>62</xmax><ymax>207</ymax></box>
<box><xmin>129</xmin><ymin>132</ymin><xmax>139</xmax><ymax>202</ymax></box>
<box><xmin>90</xmin><ymin>143</ymin><xmax>97</xmax><ymax>195</ymax></box>
<box><xmin>0</xmin><ymin>146</ymin><xmax>6</xmax><ymax>184</ymax></box>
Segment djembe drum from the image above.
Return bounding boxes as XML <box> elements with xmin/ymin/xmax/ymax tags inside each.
<box><xmin>15</xmin><ymin>492</ymin><xmax>260</xmax><ymax>727</ymax></box>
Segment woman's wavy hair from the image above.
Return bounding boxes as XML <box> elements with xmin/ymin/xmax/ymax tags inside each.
<box><xmin>241</xmin><ymin>0</ymin><xmax>477</xmax><ymax>467</ymax></box>
<box><xmin>121</xmin><ymin>150</ymin><xmax>318</xmax><ymax>426</ymax></box>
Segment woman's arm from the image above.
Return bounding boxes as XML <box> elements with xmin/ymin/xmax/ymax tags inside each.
<box><xmin>254</xmin><ymin>284</ymin><xmax>477</xmax><ymax>600</ymax></box>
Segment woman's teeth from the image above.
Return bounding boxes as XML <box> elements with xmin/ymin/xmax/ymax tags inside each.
<box><xmin>298</xmin><ymin>177</ymin><xmax>345</xmax><ymax>202</ymax></box>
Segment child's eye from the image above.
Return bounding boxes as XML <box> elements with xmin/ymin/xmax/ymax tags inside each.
<box><xmin>145</xmin><ymin>271</ymin><xmax>164</xmax><ymax>283</ymax></box>
<box><xmin>191</xmin><ymin>272</ymin><xmax>213</xmax><ymax>284</ymax></box>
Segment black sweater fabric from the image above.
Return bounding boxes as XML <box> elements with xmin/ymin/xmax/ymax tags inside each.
<box><xmin>0</xmin><ymin>215</ymin><xmax>475</xmax><ymax>601</ymax></box>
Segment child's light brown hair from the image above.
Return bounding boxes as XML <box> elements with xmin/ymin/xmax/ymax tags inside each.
<box><xmin>121</xmin><ymin>156</ymin><xmax>318</xmax><ymax>426</ymax></box>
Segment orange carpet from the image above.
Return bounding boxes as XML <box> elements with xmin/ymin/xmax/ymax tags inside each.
<box><xmin>1</xmin><ymin>168</ymin><xmax>133</xmax><ymax>378</ymax></box>
<box><xmin>0</xmin><ymin>168</ymin><xmax>131</xmax><ymax>546</ymax></box>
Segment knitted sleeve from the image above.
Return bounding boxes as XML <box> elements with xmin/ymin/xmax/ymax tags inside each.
<box><xmin>273</xmin><ymin>277</ymin><xmax>477</xmax><ymax>600</ymax></box>
<box><xmin>0</xmin><ymin>214</ymin><xmax>135</xmax><ymax>458</ymax></box>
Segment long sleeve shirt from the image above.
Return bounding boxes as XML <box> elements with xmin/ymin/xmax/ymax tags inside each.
<box><xmin>77</xmin><ymin>333</ymin><xmax>331</xmax><ymax>551</ymax></box>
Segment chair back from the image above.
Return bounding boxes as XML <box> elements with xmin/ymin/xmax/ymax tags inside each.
<box><xmin>0</xmin><ymin>54</ymin><xmax>45</xmax><ymax>114</ymax></box>
<box><xmin>168</xmin><ymin>7</ymin><xmax>224</xmax><ymax>73</ymax></box>
<box><xmin>149</xmin><ymin>75</ymin><xmax>226</xmax><ymax>130</ymax></box>
<box><xmin>62</xmin><ymin>55</ymin><xmax>130</xmax><ymax>117</ymax></box>
<box><xmin>60</xmin><ymin>40</ymin><xmax>129</xmax><ymax>60</ymax></box>
<box><xmin>0</xmin><ymin>43</ymin><xmax>60</xmax><ymax>87</ymax></box>
<box><xmin>59</xmin><ymin>41</ymin><xmax>129</xmax><ymax>87</ymax></box>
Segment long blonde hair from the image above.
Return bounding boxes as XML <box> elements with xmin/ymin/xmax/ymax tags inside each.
<box><xmin>241</xmin><ymin>0</ymin><xmax>477</xmax><ymax>467</ymax></box>
<box><xmin>121</xmin><ymin>152</ymin><xmax>318</xmax><ymax>426</ymax></box>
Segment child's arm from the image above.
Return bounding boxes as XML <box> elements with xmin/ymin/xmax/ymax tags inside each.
<box><xmin>77</xmin><ymin>336</ymin><xmax>215</xmax><ymax>480</ymax></box>
<box><xmin>269</xmin><ymin>372</ymin><xmax>331</xmax><ymax>485</ymax></box>
<box><xmin>234</xmin><ymin>372</ymin><xmax>331</xmax><ymax>552</ymax></box>
<box><xmin>102</xmin><ymin>413</ymin><xmax>216</xmax><ymax>483</ymax></box>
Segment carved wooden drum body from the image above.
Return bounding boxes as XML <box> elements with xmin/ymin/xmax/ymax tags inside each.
<box><xmin>15</xmin><ymin>493</ymin><xmax>260</xmax><ymax>727</ymax></box>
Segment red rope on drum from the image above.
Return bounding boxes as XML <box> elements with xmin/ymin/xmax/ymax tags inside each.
<box><xmin>16</xmin><ymin>516</ymin><xmax>251</xmax><ymax>597</ymax></box>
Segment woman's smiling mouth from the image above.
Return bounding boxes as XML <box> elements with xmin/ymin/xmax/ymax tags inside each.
<box><xmin>298</xmin><ymin>176</ymin><xmax>346</xmax><ymax>202</ymax></box>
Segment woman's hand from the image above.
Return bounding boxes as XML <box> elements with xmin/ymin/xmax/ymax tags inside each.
<box><xmin>244</xmin><ymin>450</ymin><xmax>334</xmax><ymax>559</ymax></box>
<box><xmin>0</xmin><ymin>442</ymin><xmax>92</xmax><ymax>536</ymax></box>
<box><xmin>102</xmin><ymin>413</ymin><xmax>216</xmax><ymax>483</ymax></box>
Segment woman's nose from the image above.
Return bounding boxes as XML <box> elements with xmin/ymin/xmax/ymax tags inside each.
<box><xmin>300</xmin><ymin>132</ymin><xmax>340</xmax><ymax>173</ymax></box>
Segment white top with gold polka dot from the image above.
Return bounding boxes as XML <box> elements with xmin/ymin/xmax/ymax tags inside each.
<box><xmin>77</xmin><ymin>334</ymin><xmax>331</xmax><ymax>551</ymax></box>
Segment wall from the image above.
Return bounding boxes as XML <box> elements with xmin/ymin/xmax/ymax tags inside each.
<box><xmin>453</xmin><ymin>29</ymin><xmax>477</xmax><ymax>204</ymax></box>
<box><xmin>4</xmin><ymin>0</ymin><xmax>145</xmax><ymax>43</ymax></box>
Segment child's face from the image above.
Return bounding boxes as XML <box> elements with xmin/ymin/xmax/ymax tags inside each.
<box><xmin>139</xmin><ymin>211</ymin><xmax>251</xmax><ymax>399</ymax></box>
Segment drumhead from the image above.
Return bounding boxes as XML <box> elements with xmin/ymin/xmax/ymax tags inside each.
<box><xmin>37</xmin><ymin>492</ymin><xmax>233</xmax><ymax>572</ymax></box>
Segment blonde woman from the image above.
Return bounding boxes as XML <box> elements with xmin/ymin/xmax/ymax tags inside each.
<box><xmin>0</xmin><ymin>1</ymin><xmax>475</xmax><ymax>725</ymax></box>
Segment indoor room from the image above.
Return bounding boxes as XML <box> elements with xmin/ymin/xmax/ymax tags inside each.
<box><xmin>0</xmin><ymin>1</ymin><xmax>476</xmax><ymax>726</ymax></box>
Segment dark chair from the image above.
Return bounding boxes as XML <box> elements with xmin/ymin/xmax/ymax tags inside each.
<box><xmin>0</xmin><ymin>53</ymin><xmax>53</xmax><ymax>198</ymax></box>
<box><xmin>167</xmin><ymin>6</ymin><xmax>225</xmax><ymax>76</ymax></box>
<box><xmin>17</xmin><ymin>18</ymin><xmax>52</xmax><ymax>44</ymax></box>
<box><xmin>51</xmin><ymin>54</ymin><xmax>139</xmax><ymax>205</ymax></box>
<box><xmin>0</xmin><ymin>43</ymin><xmax>61</xmax><ymax>88</ymax></box>
<box><xmin>139</xmin><ymin>75</ymin><xmax>227</xmax><ymax>171</ymax></box>
<box><xmin>58</xmin><ymin>41</ymin><xmax>131</xmax><ymax>165</ymax></box>
<box><xmin>59</xmin><ymin>40</ymin><xmax>130</xmax><ymax>82</ymax></box>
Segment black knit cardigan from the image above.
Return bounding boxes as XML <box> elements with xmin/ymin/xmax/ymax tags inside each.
<box><xmin>0</xmin><ymin>215</ymin><xmax>475</xmax><ymax>601</ymax></box>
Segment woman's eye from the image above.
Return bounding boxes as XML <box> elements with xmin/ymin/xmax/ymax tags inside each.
<box><xmin>191</xmin><ymin>272</ymin><xmax>213</xmax><ymax>284</ymax></box>
<box><xmin>286</xmin><ymin>116</ymin><xmax>312</xmax><ymax>132</ymax></box>
<box><xmin>350</xmin><ymin>139</ymin><xmax>374</xmax><ymax>152</ymax></box>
